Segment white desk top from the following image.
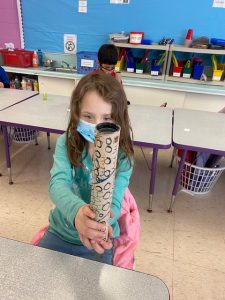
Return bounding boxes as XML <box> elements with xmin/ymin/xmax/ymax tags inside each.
<box><xmin>0</xmin><ymin>94</ymin><xmax>70</xmax><ymax>132</ymax></box>
<box><xmin>0</xmin><ymin>237</ymin><xmax>169</xmax><ymax>300</ymax></box>
<box><xmin>173</xmin><ymin>108</ymin><xmax>225</xmax><ymax>153</ymax></box>
<box><xmin>0</xmin><ymin>96</ymin><xmax>173</xmax><ymax>147</ymax></box>
<box><xmin>0</xmin><ymin>89</ymin><xmax>38</xmax><ymax>111</ymax></box>
<box><xmin>129</xmin><ymin>105</ymin><xmax>173</xmax><ymax>147</ymax></box>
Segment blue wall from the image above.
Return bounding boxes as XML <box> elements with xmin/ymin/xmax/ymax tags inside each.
<box><xmin>22</xmin><ymin>0</ymin><xmax>225</xmax><ymax>52</ymax></box>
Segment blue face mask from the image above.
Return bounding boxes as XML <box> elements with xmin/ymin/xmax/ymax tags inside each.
<box><xmin>77</xmin><ymin>119</ymin><xmax>96</xmax><ymax>143</ymax></box>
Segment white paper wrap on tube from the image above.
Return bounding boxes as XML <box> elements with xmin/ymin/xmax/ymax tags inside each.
<box><xmin>90</xmin><ymin>122</ymin><xmax>121</xmax><ymax>239</ymax></box>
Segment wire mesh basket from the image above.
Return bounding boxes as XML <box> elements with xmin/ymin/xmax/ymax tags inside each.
<box><xmin>12</xmin><ymin>127</ymin><xmax>38</xmax><ymax>144</ymax></box>
<box><xmin>177</xmin><ymin>156</ymin><xmax>225</xmax><ymax>195</ymax></box>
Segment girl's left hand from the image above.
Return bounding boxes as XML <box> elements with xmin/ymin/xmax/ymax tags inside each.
<box><xmin>0</xmin><ymin>82</ymin><xmax>4</xmax><ymax>88</ymax></box>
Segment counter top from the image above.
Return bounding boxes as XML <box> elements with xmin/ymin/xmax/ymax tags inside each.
<box><xmin>0</xmin><ymin>237</ymin><xmax>170</xmax><ymax>300</ymax></box>
<box><xmin>4</xmin><ymin>65</ymin><xmax>225</xmax><ymax>96</ymax></box>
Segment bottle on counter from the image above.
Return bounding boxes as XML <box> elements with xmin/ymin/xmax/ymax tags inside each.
<box><xmin>33</xmin><ymin>80</ymin><xmax>39</xmax><ymax>91</ymax></box>
<box><xmin>21</xmin><ymin>77</ymin><xmax>27</xmax><ymax>90</ymax></box>
<box><xmin>32</xmin><ymin>51</ymin><xmax>39</xmax><ymax>68</ymax></box>
<box><xmin>26</xmin><ymin>79</ymin><xmax>33</xmax><ymax>91</ymax></box>
<box><xmin>14</xmin><ymin>77</ymin><xmax>21</xmax><ymax>89</ymax></box>
<box><xmin>10</xmin><ymin>79</ymin><xmax>15</xmax><ymax>89</ymax></box>
<box><xmin>37</xmin><ymin>49</ymin><xmax>43</xmax><ymax>67</ymax></box>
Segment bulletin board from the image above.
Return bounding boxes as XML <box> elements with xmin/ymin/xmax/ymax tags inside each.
<box><xmin>22</xmin><ymin>0</ymin><xmax>225</xmax><ymax>52</ymax></box>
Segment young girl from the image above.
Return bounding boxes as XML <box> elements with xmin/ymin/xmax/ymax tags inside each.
<box><xmin>38</xmin><ymin>73</ymin><xmax>134</xmax><ymax>265</ymax></box>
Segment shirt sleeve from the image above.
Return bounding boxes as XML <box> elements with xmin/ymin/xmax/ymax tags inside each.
<box><xmin>0</xmin><ymin>67</ymin><xmax>9</xmax><ymax>86</ymax></box>
<box><xmin>109</xmin><ymin>152</ymin><xmax>133</xmax><ymax>227</ymax></box>
<box><xmin>49</xmin><ymin>134</ymin><xmax>86</xmax><ymax>225</ymax></box>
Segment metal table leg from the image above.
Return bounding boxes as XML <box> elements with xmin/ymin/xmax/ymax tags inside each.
<box><xmin>2</xmin><ymin>126</ymin><xmax>13</xmax><ymax>184</ymax></box>
<box><xmin>147</xmin><ymin>148</ymin><xmax>158</xmax><ymax>213</ymax></box>
<box><xmin>168</xmin><ymin>149</ymin><xmax>187</xmax><ymax>212</ymax></box>
<box><xmin>47</xmin><ymin>132</ymin><xmax>51</xmax><ymax>149</ymax></box>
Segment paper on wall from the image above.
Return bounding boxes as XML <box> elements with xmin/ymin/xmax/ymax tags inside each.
<box><xmin>110</xmin><ymin>0</ymin><xmax>130</xmax><ymax>4</ymax></box>
<box><xmin>212</xmin><ymin>0</ymin><xmax>225</xmax><ymax>8</ymax></box>
<box><xmin>79</xmin><ymin>0</ymin><xmax>87</xmax><ymax>13</ymax></box>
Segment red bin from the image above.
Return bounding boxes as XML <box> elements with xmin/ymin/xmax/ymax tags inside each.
<box><xmin>0</xmin><ymin>49</ymin><xmax>34</xmax><ymax>68</ymax></box>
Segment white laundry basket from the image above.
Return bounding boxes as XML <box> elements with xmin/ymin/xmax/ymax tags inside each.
<box><xmin>12</xmin><ymin>127</ymin><xmax>38</xmax><ymax>143</ymax></box>
<box><xmin>177</xmin><ymin>156</ymin><xmax>225</xmax><ymax>195</ymax></box>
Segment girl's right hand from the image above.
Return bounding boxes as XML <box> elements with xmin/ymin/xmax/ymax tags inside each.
<box><xmin>75</xmin><ymin>205</ymin><xmax>113</xmax><ymax>254</ymax></box>
<box><xmin>75</xmin><ymin>204</ymin><xmax>110</xmax><ymax>242</ymax></box>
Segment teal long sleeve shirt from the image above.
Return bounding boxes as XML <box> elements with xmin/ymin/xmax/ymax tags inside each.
<box><xmin>48</xmin><ymin>133</ymin><xmax>133</xmax><ymax>245</ymax></box>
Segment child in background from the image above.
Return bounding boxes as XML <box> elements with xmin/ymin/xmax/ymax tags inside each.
<box><xmin>96</xmin><ymin>44</ymin><xmax>122</xmax><ymax>84</ymax></box>
<box><xmin>38</xmin><ymin>73</ymin><xmax>134</xmax><ymax>265</ymax></box>
<box><xmin>0</xmin><ymin>66</ymin><xmax>9</xmax><ymax>88</ymax></box>
<box><xmin>95</xmin><ymin>44</ymin><xmax>130</xmax><ymax>104</ymax></box>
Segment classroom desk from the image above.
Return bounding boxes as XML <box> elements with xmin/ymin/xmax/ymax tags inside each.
<box><xmin>168</xmin><ymin>108</ymin><xmax>225</xmax><ymax>212</ymax></box>
<box><xmin>0</xmin><ymin>94</ymin><xmax>70</xmax><ymax>183</ymax></box>
<box><xmin>129</xmin><ymin>105</ymin><xmax>173</xmax><ymax>211</ymax></box>
<box><xmin>0</xmin><ymin>89</ymin><xmax>38</xmax><ymax>111</ymax></box>
<box><xmin>0</xmin><ymin>96</ymin><xmax>173</xmax><ymax>210</ymax></box>
<box><xmin>0</xmin><ymin>237</ymin><xmax>170</xmax><ymax>300</ymax></box>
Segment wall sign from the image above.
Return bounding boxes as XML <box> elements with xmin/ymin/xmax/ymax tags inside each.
<box><xmin>64</xmin><ymin>34</ymin><xmax>77</xmax><ymax>54</ymax></box>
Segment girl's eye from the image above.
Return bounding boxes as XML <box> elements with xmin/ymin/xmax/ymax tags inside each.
<box><xmin>104</xmin><ymin>117</ymin><xmax>112</xmax><ymax>122</ymax></box>
<box><xmin>84</xmin><ymin>115</ymin><xmax>92</xmax><ymax>120</ymax></box>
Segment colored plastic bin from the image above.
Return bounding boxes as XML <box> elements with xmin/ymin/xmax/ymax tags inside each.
<box><xmin>136</xmin><ymin>63</ymin><xmax>144</xmax><ymax>74</ymax></box>
<box><xmin>193</xmin><ymin>65</ymin><xmax>204</xmax><ymax>80</ymax></box>
<box><xmin>151</xmin><ymin>65</ymin><xmax>160</xmax><ymax>76</ymax></box>
<box><xmin>173</xmin><ymin>66</ymin><xmax>182</xmax><ymax>77</ymax></box>
<box><xmin>77</xmin><ymin>51</ymin><xmax>98</xmax><ymax>74</ymax></box>
<box><xmin>182</xmin><ymin>67</ymin><xmax>192</xmax><ymax>78</ymax></box>
<box><xmin>212</xmin><ymin>69</ymin><xmax>223</xmax><ymax>81</ymax></box>
<box><xmin>0</xmin><ymin>49</ymin><xmax>34</xmax><ymax>68</ymax></box>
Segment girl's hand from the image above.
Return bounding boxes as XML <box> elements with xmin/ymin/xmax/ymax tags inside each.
<box><xmin>0</xmin><ymin>82</ymin><xmax>4</xmax><ymax>88</ymax></box>
<box><xmin>75</xmin><ymin>205</ymin><xmax>108</xmax><ymax>242</ymax></box>
<box><xmin>75</xmin><ymin>205</ymin><xmax>114</xmax><ymax>254</ymax></box>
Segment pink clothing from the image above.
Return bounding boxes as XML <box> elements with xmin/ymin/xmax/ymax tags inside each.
<box><xmin>31</xmin><ymin>188</ymin><xmax>140</xmax><ymax>270</ymax></box>
<box><xmin>113</xmin><ymin>188</ymin><xmax>141</xmax><ymax>269</ymax></box>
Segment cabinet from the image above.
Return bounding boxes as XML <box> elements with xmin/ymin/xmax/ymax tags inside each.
<box><xmin>166</xmin><ymin>45</ymin><xmax>225</xmax><ymax>87</ymax></box>
<box><xmin>112</xmin><ymin>42</ymin><xmax>169</xmax><ymax>81</ymax></box>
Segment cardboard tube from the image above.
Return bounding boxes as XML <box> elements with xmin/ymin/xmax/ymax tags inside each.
<box><xmin>90</xmin><ymin>122</ymin><xmax>121</xmax><ymax>240</ymax></box>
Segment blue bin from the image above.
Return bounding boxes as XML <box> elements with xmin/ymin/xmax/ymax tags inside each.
<box><xmin>151</xmin><ymin>65</ymin><xmax>160</xmax><ymax>76</ymax></box>
<box><xmin>193</xmin><ymin>65</ymin><xmax>204</xmax><ymax>80</ymax></box>
<box><xmin>77</xmin><ymin>51</ymin><xmax>98</xmax><ymax>74</ymax></box>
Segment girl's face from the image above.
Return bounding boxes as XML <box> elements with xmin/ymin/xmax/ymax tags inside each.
<box><xmin>80</xmin><ymin>90</ymin><xmax>112</xmax><ymax>125</ymax></box>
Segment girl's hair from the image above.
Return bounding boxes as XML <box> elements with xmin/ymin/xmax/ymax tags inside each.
<box><xmin>66</xmin><ymin>73</ymin><xmax>134</xmax><ymax>167</ymax></box>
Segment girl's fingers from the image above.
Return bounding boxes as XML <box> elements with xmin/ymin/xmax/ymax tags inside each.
<box><xmin>90</xmin><ymin>240</ymin><xmax>104</xmax><ymax>254</ymax></box>
<box><xmin>86</xmin><ymin>219</ymin><xmax>107</xmax><ymax>232</ymax></box>
<box><xmin>86</xmin><ymin>228</ymin><xmax>107</xmax><ymax>240</ymax></box>
<box><xmin>108</xmin><ymin>225</ymin><xmax>114</xmax><ymax>238</ymax></box>
<box><xmin>99</xmin><ymin>239</ymin><xmax>113</xmax><ymax>250</ymax></box>
<box><xmin>83</xmin><ymin>205</ymin><xmax>96</xmax><ymax>219</ymax></box>
<box><xmin>80</xmin><ymin>234</ymin><xmax>93</xmax><ymax>250</ymax></box>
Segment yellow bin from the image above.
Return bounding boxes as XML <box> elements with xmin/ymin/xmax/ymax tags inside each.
<box><xmin>212</xmin><ymin>69</ymin><xmax>223</xmax><ymax>81</ymax></box>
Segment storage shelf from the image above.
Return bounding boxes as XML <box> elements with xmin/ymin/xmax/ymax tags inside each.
<box><xmin>171</xmin><ymin>45</ymin><xmax>225</xmax><ymax>55</ymax></box>
<box><xmin>121</xmin><ymin>72</ymin><xmax>163</xmax><ymax>80</ymax></box>
<box><xmin>165</xmin><ymin>75</ymin><xmax>225</xmax><ymax>87</ymax></box>
<box><xmin>112</xmin><ymin>42</ymin><xmax>169</xmax><ymax>51</ymax></box>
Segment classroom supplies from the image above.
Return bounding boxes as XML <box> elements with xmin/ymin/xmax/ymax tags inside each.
<box><xmin>90</xmin><ymin>122</ymin><xmax>120</xmax><ymax>240</ymax></box>
<box><xmin>77</xmin><ymin>51</ymin><xmax>98</xmax><ymax>74</ymax></box>
<box><xmin>129</xmin><ymin>32</ymin><xmax>144</xmax><ymax>44</ymax></box>
<box><xmin>32</xmin><ymin>51</ymin><xmax>39</xmax><ymax>68</ymax></box>
<box><xmin>184</xmin><ymin>29</ymin><xmax>193</xmax><ymax>47</ymax></box>
<box><xmin>0</xmin><ymin>49</ymin><xmax>34</xmax><ymax>68</ymax></box>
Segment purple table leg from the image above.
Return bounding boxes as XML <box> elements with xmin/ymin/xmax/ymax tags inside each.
<box><xmin>2</xmin><ymin>126</ymin><xmax>13</xmax><ymax>184</ymax></box>
<box><xmin>147</xmin><ymin>148</ymin><xmax>158</xmax><ymax>213</ymax></box>
<box><xmin>168</xmin><ymin>149</ymin><xmax>187</xmax><ymax>212</ymax></box>
<box><xmin>47</xmin><ymin>132</ymin><xmax>51</xmax><ymax>149</ymax></box>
